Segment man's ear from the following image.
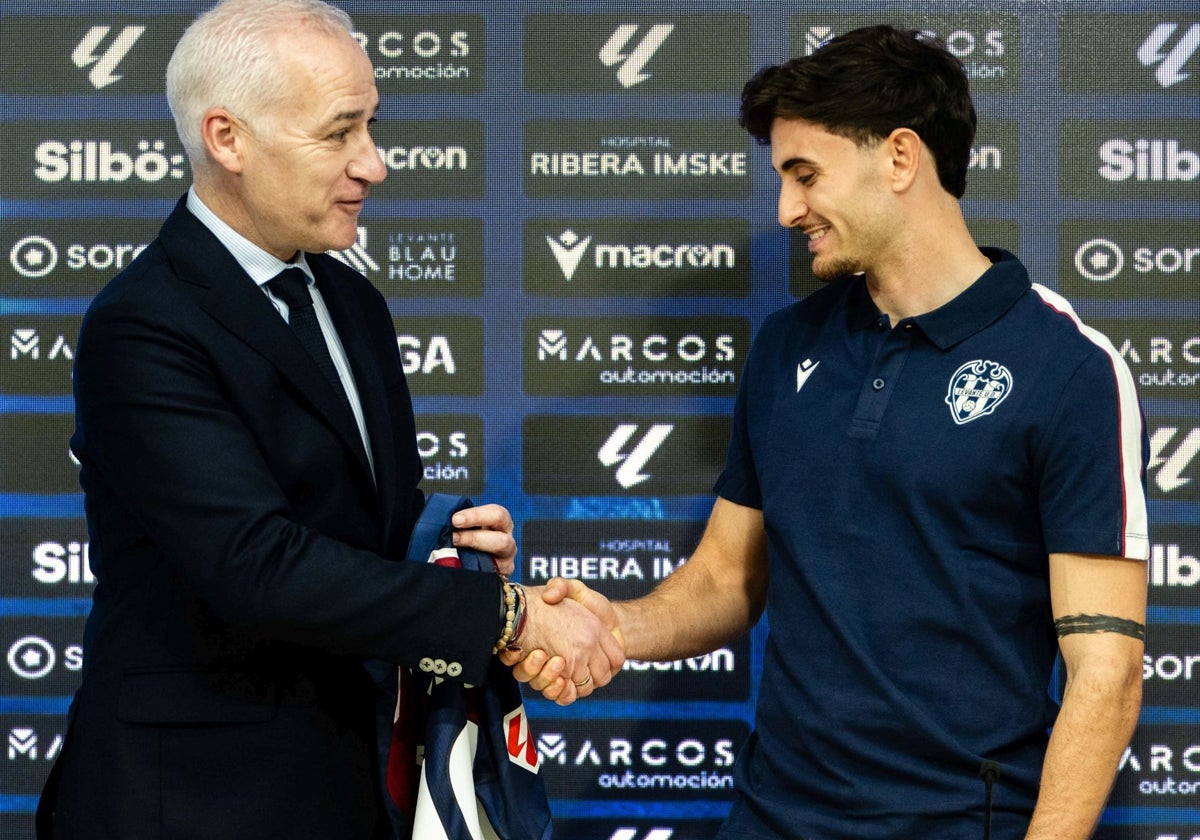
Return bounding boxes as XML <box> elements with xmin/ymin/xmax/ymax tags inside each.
<box><xmin>200</xmin><ymin>108</ymin><xmax>247</xmax><ymax>175</ymax></box>
<box><xmin>883</xmin><ymin>127</ymin><xmax>923</xmax><ymax>193</ymax></box>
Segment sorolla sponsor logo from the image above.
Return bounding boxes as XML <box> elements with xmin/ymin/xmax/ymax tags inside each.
<box><xmin>335</xmin><ymin>219</ymin><xmax>483</xmax><ymax>297</ymax></box>
<box><xmin>2</xmin><ymin>617</ymin><xmax>88</xmax><ymax>695</ymax></box>
<box><xmin>1142</xmin><ymin>623</ymin><xmax>1200</xmax><ymax>706</ymax></box>
<box><xmin>1061</xmin><ymin>120</ymin><xmax>1200</xmax><ymax>199</ymax></box>
<box><xmin>523</xmin><ymin>14</ymin><xmax>749</xmax><ymax>93</ymax></box>
<box><xmin>1061</xmin><ymin>15</ymin><xmax>1200</xmax><ymax>94</ymax></box>
<box><xmin>414</xmin><ymin>414</ymin><xmax>483</xmax><ymax>494</ymax></box>
<box><xmin>522</xmin><ymin>415</ymin><xmax>729</xmax><ymax>497</ymax></box>
<box><xmin>524</xmin><ymin>316</ymin><xmax>747</xmax><ymax>397</ymax></box>
<box><xmin>536</xmin><ymin>718</ymin><xmax>746</xmax><ymax>801</ymax></box>
<box><xmin>0</xmin><ymin>17</ymin><xmax>188</xmax><ymax>95</ymax></box>
<box><xmin>525</xmin><ymin>218</ymin><xmax>749</xmax><ymax>297</ymax></box>
<box><xmin>352</xmin><ymin>15</ymin><xmax>483</xmax><ymax>93</ymax></box>
<box><xmin>392</xmin><ymin>316</ymin><xmax>483</xmax><ymax>397</ymax></box>
<box><xmin>0</xmin><ymin>520</ymin><xmax>91</xmax><ymax>598</ymax></box>
<box><xmin>525</xmin><ymin>120</ymin><xmax>750</xmax><ymax>199</ymax></box>
<box><xmin>1060</xmin><ymin>221</ymin><xmax>1200</xmax><ymax>301</ymax></box>
<box><xmin>1146</xmin><ymin>419</ymin><xmax>1200</xmax><ymax>501</ymax></box>
<box><xmin>791</xmin><ymin>14</ymin><xmax>1017</xmax><ymax>93</ymax></box>
<box><xmin>1092</xmin><ymin>317</ymin><xmax>1200</xmax><ymax>397</ymax></box>
<box><xmin>370</xmin><ymin>120</ymin><xmax>483</xmax><ymax>199</ymax></box>
<box><xmin>0</xmin><ymin>413</ymin><xmax>79</xmax><ymax>494</ymax></box>
<box><xmin>3</xmin><ymin>120</ymin><xmax>189</xmax><ymax>198</ymax></box>
<box><xmin>1145</xmin><ymin>525</ymin><xmax>1200</xmax><ymax>608</ymax></box>
<box><xmin>3</xmin><ymin>218</ymin><xmax>156</xmax><ymax>296</ymax></box>
<box><xmin>551</xmin><ymin>820</ymin><xmax>727</xmax><ymax>840</ymax></box>
<box><xmin>1111</xmin><ymin>725</ymin><xmax>1200</xmax><ymax>805</ymax></box>
<box><xmin>1</xmin><ymin>315</ymin><xmax>80</xmax><ymax>396</ymax></box>
<box><xmin>523</xmin><ymin>519</ymin><xmax>750</xmax><ymax>702</ymax></box>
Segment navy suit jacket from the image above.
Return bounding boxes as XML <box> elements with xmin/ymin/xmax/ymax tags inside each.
<box><xmin>38</xmin><ymin>198</ymin><xmax>503</xmax><ymax>839</ymax></box>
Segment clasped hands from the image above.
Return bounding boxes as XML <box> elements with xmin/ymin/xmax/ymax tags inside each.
<box><xmin>448</xmin><ymin>506</ymin><xmax>623</xmax><ymax>705</ymax></box>
<box><xmin>502</xmin><ymin>577</ymin><xmax>623</xmax><ymax>706</ymax></box>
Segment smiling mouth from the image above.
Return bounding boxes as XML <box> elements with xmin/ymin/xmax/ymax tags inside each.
<box><xmin>805</xmin><ymin>226</ymin><xmax>830</xmax><ymax>246</ymax></box>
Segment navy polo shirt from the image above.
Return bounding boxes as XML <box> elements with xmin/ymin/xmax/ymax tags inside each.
<box><xmin>714</xmin><ymin>249</ymin><xmax>1148</xmax><ymax>840</ymax></box>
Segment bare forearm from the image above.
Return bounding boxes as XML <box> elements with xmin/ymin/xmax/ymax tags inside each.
<box><xmin>1024</xmin><ymin>666</ymin><xmax>1141</xmax><ymax>840</ymax></box>
<box><xmin>615</xmin><ymin>496</ymin><xmax>768</xmax><ymax>663</ymax></box>
<box><xmin>614</xmin><ymin>559</ymin><xmax>763</xmax><ymax>662</ymax></box>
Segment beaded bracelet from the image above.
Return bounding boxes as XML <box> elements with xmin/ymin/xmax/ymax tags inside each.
<box><xmin>492</xmin><ymin>581</ymin><xmax>527</xmax><ymax>654</ymax></box>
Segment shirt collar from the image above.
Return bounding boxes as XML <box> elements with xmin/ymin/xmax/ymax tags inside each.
<box><xmin>846</xmin><ymin>248</ymin><xmax>1030</xmax><ymax>349</ymax></box>
<box><xmin>186</xmin><ymin>187</ymin><xmax>313</xmax><ymax>287</ymax></box>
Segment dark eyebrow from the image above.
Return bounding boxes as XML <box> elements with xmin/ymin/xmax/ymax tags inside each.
<box><xmin>778</xmin><ymin>156</ymin><xmax>815</xmax><ymax>173</ymax></box>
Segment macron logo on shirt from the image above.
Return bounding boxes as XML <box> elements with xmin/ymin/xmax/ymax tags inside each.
<box><xmin>796</xmin><ymin>358</ymin><xmax>820</xmax><ymax>392</ymax></box>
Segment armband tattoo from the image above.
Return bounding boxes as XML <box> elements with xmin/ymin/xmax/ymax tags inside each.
<box><xmin>1054</xmin><ymin>613</ymin><xmax>1145</xmax><ymax>641</ymax></box>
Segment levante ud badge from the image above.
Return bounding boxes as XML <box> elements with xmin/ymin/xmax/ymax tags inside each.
<box><xmin>945</xmin><ymin>359</ymin><xmax>1013</xmax><ymax>425</ymax></box>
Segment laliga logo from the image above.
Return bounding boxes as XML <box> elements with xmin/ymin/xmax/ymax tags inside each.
<box><xmin>945</xmin><ymin>360</ymin><xmax>1013</xmax><ymax>425</ymax></box>
<box><xmin>599</xmin><ymin>424</ymin><xmax>673</xmax><ymax>488</ymax></box>
<box><xmin>1138</xmin><ymin>22</ymin><xmax>1200</xmax><ymax>88</ymax></box>
<box><xmin>599</xmin><ymin>24</ymin><xmax>674</xmax><ymax>87</ymax></box>
<box><xmin>72</xmin><ymin>25</ymin><xmax>145</xmax><ymax>89</ymax></box>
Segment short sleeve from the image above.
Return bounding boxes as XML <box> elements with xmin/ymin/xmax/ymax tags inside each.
<box><xmin>1036</xmin><ymin>350</ymin><xmax>1150</xmax><ymax>560</ymax></box>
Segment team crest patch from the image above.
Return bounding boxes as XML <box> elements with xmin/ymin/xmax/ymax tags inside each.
<box><xmin>945</xmin><ymin>360</ymin><xmax>1013</xmax><ymax>425</ymax></box>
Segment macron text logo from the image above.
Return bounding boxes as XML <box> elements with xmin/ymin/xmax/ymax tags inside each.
<box><xmin>599</xmin><ymin>24</ymin><xmax>674</xmax><ymax>87</ymax></box>
<box><xmin>72</xmin><ymin>25</ymin><xmax>146</xmax><ymax>89</ymax></box>
<box><xmin>1138</xmin><ymin>22</ymin><xmax>1200</xmax><ymax>88</ymax></box>
<box><xmin>599</xmin><ymin>423</ymin><xmax>673</xmax><ymax>488</ymax></box>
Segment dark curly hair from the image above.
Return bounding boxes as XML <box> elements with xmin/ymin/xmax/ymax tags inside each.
<box><xmin>740</xmin><ymin>25</ymin><xmax>976</xmax><ymax>198</ymax></box>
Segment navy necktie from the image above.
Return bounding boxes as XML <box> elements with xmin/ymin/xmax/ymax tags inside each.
<box><xmin>267</xmin><ymin>268</ymin><xmax>346</xmax><ymax>400</ymax></box>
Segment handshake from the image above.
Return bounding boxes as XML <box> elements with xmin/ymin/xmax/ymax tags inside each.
<box><xmin>449</xmin><ymin>503</ymin><xmax>629</xmax><ymax>704</ymax></box>
<box><xmin>501</xmin><ymin>577</ymin><xmax>625</xmax><ymax>706</ymax></box>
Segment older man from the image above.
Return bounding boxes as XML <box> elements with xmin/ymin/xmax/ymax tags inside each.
<box><xmin>37</xmin><ymin>2</ymin><xmax>621</xmax><ymax>837</ymax></box>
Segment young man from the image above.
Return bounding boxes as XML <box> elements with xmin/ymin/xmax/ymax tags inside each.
<box><xmin>37</xmin><ymin>2</ymin><xmax>620</xmax><ymax>837</ymax></box>
<box><xmin>515</xmin><ymin>25</ymin><xmax>1148</xmax><ymax>840</ymax></box>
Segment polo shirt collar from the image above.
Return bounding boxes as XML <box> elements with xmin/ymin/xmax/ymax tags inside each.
<box><xmin>845</xmin><ymin>247</ymin><xmax>1030</xmax><ymax>349</ymax></box>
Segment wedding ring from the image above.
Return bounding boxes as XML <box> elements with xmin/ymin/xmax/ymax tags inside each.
<box><xmin>573</xmin><ymin>673</ymin><xmax>593</xmax><ymax>687</ymax></box>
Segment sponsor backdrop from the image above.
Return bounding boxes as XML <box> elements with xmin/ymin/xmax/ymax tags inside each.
<box><xmin>0</xmin><ymin>1</ymin><xmax>1196</xmax><ymax>837</ymax></box>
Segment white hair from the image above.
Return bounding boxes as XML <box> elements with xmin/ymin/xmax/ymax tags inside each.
<box><xmin>165</xmin><ymin>0</ymin><xmax>356</xmax><ymax>167</ymax></box>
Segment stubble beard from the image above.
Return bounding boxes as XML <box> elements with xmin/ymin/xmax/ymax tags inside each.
<box><xmin>811</xmin><ymin>253</ymin><xmax>863</xmax><ymax>283</ymax></box>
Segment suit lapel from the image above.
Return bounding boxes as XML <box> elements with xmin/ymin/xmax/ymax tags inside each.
<box><xmin>313</xmin><ymin>259</ymin><xmax>398</xmax><ymax>525</ymax></box>
<box><xmin>157</xmin><ymin>201</ymin><xmax>375</xmax><ymax>487</ymax></box>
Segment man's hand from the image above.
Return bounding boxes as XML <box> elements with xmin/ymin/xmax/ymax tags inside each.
<box><xmin>451</xmin><ymin>503</ymin><xmax>516</xmax><ymax>577</ymax></box>
<box><xmin>504</xmin><ymin>577</ymin><xmax>625</xmax><ymax>704</ymax></box>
